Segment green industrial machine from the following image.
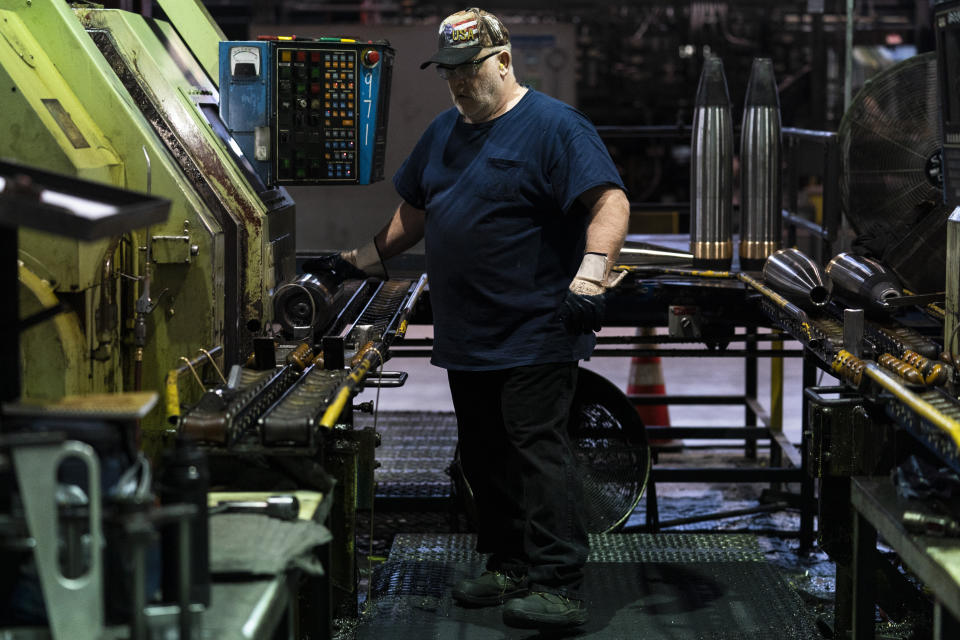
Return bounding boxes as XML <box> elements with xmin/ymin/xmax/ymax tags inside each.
<box><xmin>0</xmin><ymin>2</ymin><xmax>413</xmax><ymax>626</ymax></box>
<box><xmin>0</xmin><ymin>0</ymin><xmax>295</xmax><ymax>444</ymax></box>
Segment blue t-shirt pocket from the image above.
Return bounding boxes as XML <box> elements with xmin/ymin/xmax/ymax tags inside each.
<box><xmin>477</xmin><ymin>157</ymin><xmax>525</xmax><ymax>201</ymax></box>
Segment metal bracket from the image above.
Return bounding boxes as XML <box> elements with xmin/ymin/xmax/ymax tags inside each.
<box><xmin>12</xmin><ymin>440</ymin><xmax>103</xmax><ymax>640</ymax></box>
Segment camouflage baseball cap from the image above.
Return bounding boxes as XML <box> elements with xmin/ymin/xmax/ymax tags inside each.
<box><xmin>419</xmin><ymin>8</ymin><xmax>510</xmax><ymax>69</ymax></box>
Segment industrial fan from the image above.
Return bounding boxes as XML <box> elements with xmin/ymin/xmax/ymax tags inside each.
<box><xmin>449</xmin><ymin>368</ymin><xmax>650</xmax><ymax>534</ymax></box>
<box><xmin>570</xmin><ymin>367</ymin><xmax>651</xmax><ymax>532</ymax></box>
<box><xmin>839</xmin><ymin>52</ymin><xmax>948</xmax><ymax>294</ymax></box>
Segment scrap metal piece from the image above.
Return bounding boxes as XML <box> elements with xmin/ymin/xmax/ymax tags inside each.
<box><xmin>902</xmin><ymin>511</ymin><xmax>960</xmax><ymax>537</ymax></box>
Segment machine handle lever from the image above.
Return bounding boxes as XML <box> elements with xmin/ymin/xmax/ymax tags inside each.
<box><xmin>362</xmin><ymin>370</ymin><xmax>408</xmax><ymax>388</ymax></box>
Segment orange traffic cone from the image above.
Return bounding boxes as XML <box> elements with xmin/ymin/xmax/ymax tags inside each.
<box><xmin>627</xmin><ymin>327</ymin><xmax>680</xmax><ymax>450</ymax></box>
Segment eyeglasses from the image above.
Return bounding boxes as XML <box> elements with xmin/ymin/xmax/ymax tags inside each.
<box><xmin>436</xmin><ymin>51</ymin><xmax>501</xmax><ymax>80</ymax></box>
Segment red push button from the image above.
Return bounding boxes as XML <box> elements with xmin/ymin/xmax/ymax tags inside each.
<box><xmin>363</xmin><ymin>50</ymin><xmax>380</xmax><ymax>67</ymax></box>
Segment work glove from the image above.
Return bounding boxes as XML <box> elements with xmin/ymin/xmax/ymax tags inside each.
<box><xmin>302</xmin><ymin>238</ymin><xmax>387</xmax><ymax>281</ymax></box>
<box><xmin>558</xmin><ymin>253</ymin><xmax>626</xmax><ymax>335</ymax></box>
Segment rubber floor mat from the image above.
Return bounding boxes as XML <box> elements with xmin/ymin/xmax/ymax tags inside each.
<box><xmin>353</xmin><ymin>533</ymin><xmax>821</xmax><ymax>640</ymax></box>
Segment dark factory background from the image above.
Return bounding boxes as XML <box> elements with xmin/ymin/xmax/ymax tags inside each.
<box><xmin>188</xmin><ymin>0</ymin><xmax>936</xmax><ymax>251</ymax></box>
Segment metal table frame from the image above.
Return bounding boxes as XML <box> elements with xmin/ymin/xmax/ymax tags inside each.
<box><xmin>849</xmin><ymin>476</ymin><xmax>960</xmax><ymax>640</ymax></box>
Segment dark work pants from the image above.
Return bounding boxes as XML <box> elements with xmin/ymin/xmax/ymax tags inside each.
<box><xmin>447</xmin><ymin>361</ymin><xmax>588</xmax><ymax>593</ymax></box>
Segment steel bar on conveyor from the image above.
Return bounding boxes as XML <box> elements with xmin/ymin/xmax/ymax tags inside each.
<box><xmin>393</xmin><ymin>274</ymin><xmax>428</xmax><ymax>339</ymax></box>
<box><xmin>862</xmin><ymin>361</ymin><xmax>960</xmax><ymax>451</ymax></box>
<box><xmin>593</xmin><ymin>348</ymin><xmax>803</xmax><ymax>357</ymax></box>
<box><xmin>616</xmin><ymin>264</ymin><xmax>811</xmax><ymax>328</ymax></box>
<box><xmin>395</xmin><ymin>334</ymin><xmax>796</xmax><ymax>346</ymax></box>
<box><xmin>392</xmin><ymin>348</ymin><xmax>802</xmax><ymax>358</ymax></box>
<box><xmin>319</xmin><ymin>343</ymin><xmax>385</xmax><ymax>429</ymax></box>
<box><xmin>321</xmin><ymin>277</ymin><xmax>428</xmax><ymax>428</ymax></box>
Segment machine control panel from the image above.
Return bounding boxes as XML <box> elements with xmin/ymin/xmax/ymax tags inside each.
<box><xmin>220</xmin><ymin>38</ymin><xmax>394</xmax><ymax>186</ymax></box>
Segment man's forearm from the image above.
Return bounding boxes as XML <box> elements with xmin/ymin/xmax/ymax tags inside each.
<box><xmin>583</xmin><ymin>188</ymin><xmax>630</xmax><ymax>270</ymax></box>
<box><xmin>374</xmin><ymin>200</ymin><xmax>426</xmax><ymax>260</ymax></box>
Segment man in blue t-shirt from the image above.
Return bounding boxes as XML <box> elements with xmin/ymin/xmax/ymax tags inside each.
<box><xmin>335</xmin><ymin>7</ymin><xmax>628</xmax><ymax>630</ymax></box>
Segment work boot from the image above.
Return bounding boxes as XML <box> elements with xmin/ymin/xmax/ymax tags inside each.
<box><xmin>452</xmin><ymin>570</ymin><xmax>529</xmax><ymax>606</ymax></box>
<box><xmin>502</xmin><ymin>591</ymin><xmax>588</xmax><ymax>629</ymax></box>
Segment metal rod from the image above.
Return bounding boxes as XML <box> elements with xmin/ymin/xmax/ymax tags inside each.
<box><xmin>745</xmin><ymin>326</ymin><xmax>758</xmax><ymax>459</ymax></box>
<box><xmin>595</xmin><ymin>124</ymin><xmax>691</xmax><ymax>138</ymax></box>
<box><xmin>844</xmin><ymin>0</ymin><xmax>855</xmax><ymax>113</ymax></box>
<box><xmin>596</xmin><ymin>348</ymin><xmax>804</xmax><ymax>358</ymax></box>
<box><xmin>645</xmin><ymin>427</ymin><xmax>772</xmax><ymax>439</ymax></box>
<box><xmin>1</xmin><ymin>224</ymin><xmax>18</xmax><ymax>405</ymax></box>
<box><xmin>319</xmin><ymin>342</ymin><xmax>385</xmax><ymax>428</ymax></box>
<box><xmin>863</xmin><ymin>361</ymin><xmax>960</xmax><ymax>449</ymax></box>
<box><xmin>771</xmin><ymin>431</ymin><xmax>803</xmax><ymax>469</ymax></box>
<box><xmin>781</xmin><ymin>127</ymin><xmax>837</xmax><ymax>142</ymax></box>
<box><xmin>781</xmin><ymin>209</ymin><xmax>829</xmax><ymax>238</ymax></box>
<box><xmin>630</xmin><ymin>394</ymin><xmax>748</xmax><ymax>405</ymax></box>
<box><xmin>738</xmin><ymin>272</ymin><xmax>809</xmax><ymax>324</ymax></box>
<box><xmin>800</xmin><ymin>352</ymin><xmax>818</xmax><ymax>553</ymax></box>
<box><xmin>178</xmin><ymin>516</ymin><xmax>192</xmax><ymax>640</ymax></box>
<box><xmin>164</xmin><ymin>346</ymin><xmax>224</xmax><ymax>426</ymax></box>
<box><xmin>650</xmin><ymin>467</ymin><xmax>805</xmax><ymax>482</ymax></box>
<box><xmin>614</xmin><ymin>264</ymin><xmax>811</xmax><ymax>326</ymax></box>
<box><xmin>131</xmin><ymin>534</ymin><xmax>147</xmax><ymax>640</ymax></box>
<box><xmin>393</xmin><ymin>334</ymin><xmax>796</xmax><ymax>346</ymax></box>
<box><xmin>394</xmin><ymin>274</ymin><xmax>428</xmax><ymax>339</ymax></box>
<box><xmin>389</xmin><ymin>348</ymin><xmax>804</xmax><ymax>358</ymax></box>
<box><xmin>18</xmin><ymin>303</ymin><xmax>69</xmax><ymax>331</ymax></box>
<box><xmin>644</xmin><ymin>501</ymin><xmax>791</xmax><ymax>529</ymax></box>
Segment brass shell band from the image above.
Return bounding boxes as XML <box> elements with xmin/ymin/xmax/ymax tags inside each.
<box><xmin>691</xmin><ymin>240</ymin><xmax>733</xmax><ymax>260</ymax></box>
<box><xmin>739</xmin><ymin>241</ymin><xmax>780</xmax><ymax>260</ymax></box>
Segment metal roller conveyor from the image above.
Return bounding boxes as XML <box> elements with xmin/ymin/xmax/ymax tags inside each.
<box><xmin>883</xmin><ymin>381</ymin><xmax>960</xmax><ymax>476</ymax></box>
<box><xmin>321</xmin><ymin>276</ymin><xmax>428</xmax><ymax>428</ymax></box>
<box><xmin>322</xmin><ymin>277</ymin><xmax>426</xmax><ymax>366</ymax></box>
<box><xmin>178</xmin><ymin>368</ymin><xmax>273</xmax><ymax>444</ymax></box>
<box><xmin>324</xmin><ymin>280</ymin><xmax>380</xmax><ymax>340</ymax></box>
<box><xmin>903</xmin><ymin>388</ymin><xmax>960</xmax><ymax>473</ymax></box>
<box><xmin>757</xmin><ymin>297</ymin><xmax>843</xmax><ymax>358</ymax></box>
<box><xmin>179</xmin><ymin>365</ymin><xmax>301</xmax><ymax>445</ymax></box>
<box><xmin>178</xmin><ymin>277</ymin><xmax>425</xmax><ymax>448</ymax></box>
<box><xmin>867</xmin><ymin>324</ymin><xmax>940</xmax><ymax>361</ymax></box>
<box><xmin>350</xmin><ymin>280</ymin><xmax>416</xmax><ymax>343</ymax></box>
<box><xmin>258</xmin><ymin>366</ymin><xmax>347</xmax><ymax>446</ymax></box>
<box><xmin>754</xmin><ymin>272</ymin><xmax>939</xmax><ymax>364</ymax></box>
<box><xmin>830</xmin><ymin>350</ymin><xmax>960</xmax><ymax>474</ymax></box>
<box><xmin>225</xmin><ymin>365</ymin><xmax>303</xmax><ymax>445</ymax></box>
